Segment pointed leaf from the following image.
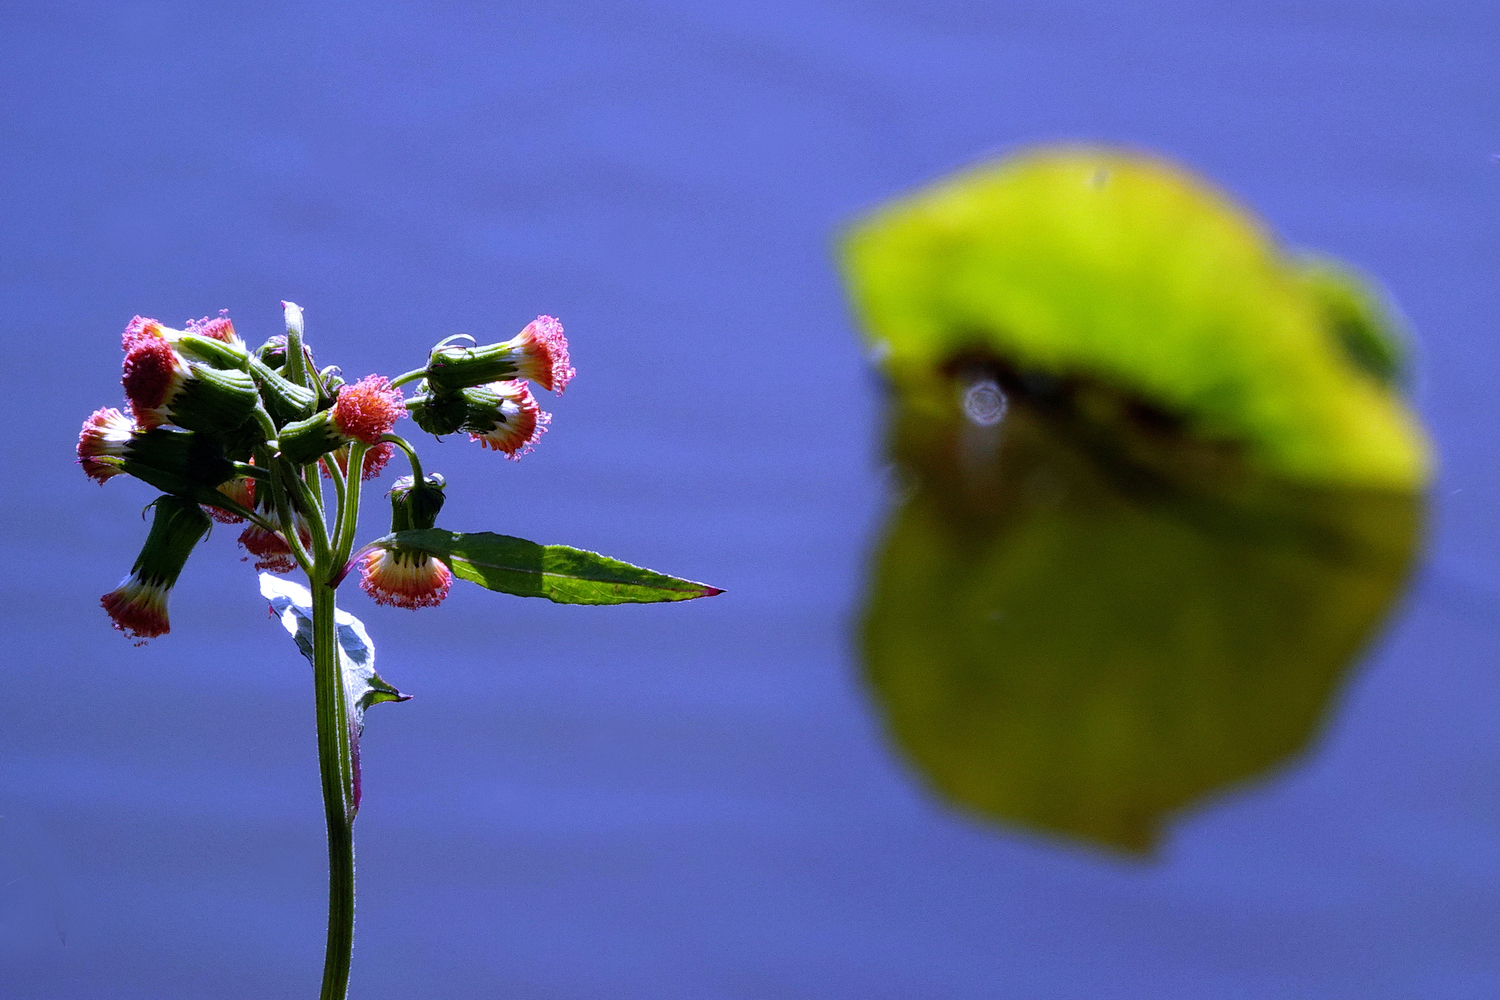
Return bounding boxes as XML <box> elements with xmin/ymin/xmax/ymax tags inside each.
<box><xmin>377</xmin><ymin>529</ymin><xmax>722</xmax><ymax>605</ymax></box>
<box><xmin>260</xmin><ymin>574</ymin><xmax>410</xmax><ymax>813</ymax></box>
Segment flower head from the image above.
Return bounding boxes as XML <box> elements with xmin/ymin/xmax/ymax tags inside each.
<box><xmin>205</xmin><ymin>475</ymin><xmax>256</xmax><ymax>523</ymax></box>
<box><xmin>359</xmin><ymin>547</ymin><xmax>452</xmax><ymax>609</ymax></box>
<box><xmin>238</xmin><ymin>519</ymin><xmax>312</xmax><ymax>574</ymax></box>
<box><xmin>121</xmin><ymin>329</ymin><xmax>261</xmax><ymax>434</ymax></box>
<box><xmin>122</xmin><ymin>315</ymin><xmax>171</xmax><ymax>351</ymax></box>
<box><xmin>464</xmin><ymin>380</ymin><xmax>549</xmax><ymax>459</ymax></box>
<box><xmin>508</xmin><ymin>315</ymin><xmax>574</xmax><ymax>394</ymax></box>
<box><xmin>186</xmin><ymin>311</ymin><xmax>244</xmax><ymax>349</ymax></box>
<box><xmin>320</xmin><ymin>442</ymin><xmax>395</xmax><ymax>481</ymax></box>
<box><xmin>332</xmin><ymin>375</ymin><xmax>405</xmax><ymax>444</ymax></box>
<box><xmin>122</xmin><ymin>334</ymin><xmax>189</xmax><ymax>427</ymax></box>
<box><xmin>388</xmin><ymin>473</ymin><xmax>446</xmax><ymax>531</ymax></box>
<box><xmin>77</xmin><ymin>407</ymin><xmax>136</xmax><ymax>483</ymax></box>
<box><xmin>101</xmin><ymin>577</ymin><xmax>171</xmax><ymax>641</ymax></box>
<box><xmin>101</xmin><ymin>496</ymin><xmax>212</xmax><ymax>641</ymax></box>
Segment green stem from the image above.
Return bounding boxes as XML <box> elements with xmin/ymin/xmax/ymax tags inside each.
<box><xmin>380</xmin><ymin>433</ymin><xmax>424</xmax><ymax>482</ymax></box>
<box><xmin>311</xmin><ymin>575</ymin><xmax>357</xmax><ymax>1000</ymax></box>
<box><xmin>389</xmin><ymin>367</ymin><xmax>427</xmax><ymax>389</ymax></box>
<box><xmin>266</xmin><ymin>460</ymin><xmax>314</xmax><ymax>574</ymax></box>
<box><xmin>335</xmin><ymin>443</ymin><xmax>369</xmax><ymax>567</ymax></box>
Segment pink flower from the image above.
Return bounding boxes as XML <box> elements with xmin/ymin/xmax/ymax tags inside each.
<box><xmin>77</xmin><ymin>407</ymin><xmax>135</xmax><ymax>483</ymax></box>
<box><xmin>466</xmin><ymin>380</ymin><xmax>549</xmax><ymax>459</ymax></box>
<box><xmin>359</xmin><ymin>547</ymin><xmax>452</xmax><ymax>609</ymax></box>
<box><xmin>186</xmin><ymin>311</ymin><xmax>244</xmax><ymax>349</ymax></box>
<box><xmin>121</xmin><ymin>334</ymin><xmax>189</xmax><ymax>428</ymax></box>
<box><xmin>205</xmin><ymin>476</ymin><xmax>256</xmax><ymax>524</ymax></box>
<box><xmin>320</xmin><ymin>442</ymin><xmax>395</xmax><ymax>482</ymax></box>
<box><xmin>122</xmin><ymin>315</ymin><xmax>169</xmax><ymax>351</ymax></box>
<box><xmin>238</xmin><ymin>520</ymin><xmax>312</xmax><ymax>574</ymax></box>
<box><xmin>508</xmin><ymin>315</ymin><xmax>575</xmax><ymax>394</ymax></box>
<box><xmin>331</xmin><ymin>375</ymin><xmax>406</xmax><ymax>444</ymax></box>
<box><xmin>101</xmin><ymin>577</ymin><xmax>170</xmax><ymax>640</ymax></box>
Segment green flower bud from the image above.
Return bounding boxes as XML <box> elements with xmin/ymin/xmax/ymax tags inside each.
<box><xmin>388</xmin><ymin>473</ymin><xmax>446</xmax><ymax>532</ymax></box>
<box><xmin>407</xmin><ymin>389</ymin><xmax>468</xmax><ymax>436</ymax></box>
<box><xmin>277</xmin><ymin>409</ymin><xmax>343</xmax><ymax>465</ymax></box>
<box><xmin>249</xmin><ymin>356</ymin><xmax>318</xmax><ymax>424</ymax></box>
<box><xmin>256</xmin><ymin>335</ymin><xmax>287</xmax><ymax>369</ymax></box>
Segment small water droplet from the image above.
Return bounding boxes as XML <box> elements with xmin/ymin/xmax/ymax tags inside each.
<box><xmin>962</xmin><ymin>380</ymin><xmax>1008</xmax><ymax>426</ymax></box>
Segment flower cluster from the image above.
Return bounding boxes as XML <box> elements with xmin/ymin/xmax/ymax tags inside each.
<box><xmin>80</xmin><ymin>304</ymin><xmax>574</xmax><ymax>635</ymax></box>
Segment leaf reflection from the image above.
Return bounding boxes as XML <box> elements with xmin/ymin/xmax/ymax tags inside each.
<box><xmin>861</xmin><ymin>363</ymin><xmax>1423</xmax><ymax>854</ymax></box>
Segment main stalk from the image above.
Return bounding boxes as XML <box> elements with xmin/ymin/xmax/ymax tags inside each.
<box><xmin>312</xmin><ymin>575</ymin><xmax>357</xmax><ymax>1000</ymax></box>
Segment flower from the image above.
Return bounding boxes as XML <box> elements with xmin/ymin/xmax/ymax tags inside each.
<box><xmin>238</xmin><ymin>519</ymin><xmax>313</xmax><ymax>574</ymax></box>
<box><xmin>101</xmin><ymin>577</ymin><xmax>172</xmax><ymax>641</ymax></box>
<box><xmin>205</xmin><ymin>475</ymin><xmax>256</xmax><ymax>524</ymax></box>
<box><xmin>358</xmin><ymin>546</ymin><xmax>452</xmax><ymax>609</ymax></box>
<box><xmin>121</xmin><ymin>327</ymin><xmax>261</xmax><ymax>434</ymax></box>
<box><xmin>77</xmin><ymin>407</ymin><xmax>136</xmax><ymax>483</ymax></box>
<box><xmin>421</xmin><ymin>315</ymin><xmax>574</xmax><ymax>394</ymax></box>
<box><xmin>464</xmin><ymin>380</ymin><xmax>549</xmax><ymax>459</ymax></box>
<box><xmin>186</xmin><ymin>311</ymin><xmax>245</xmax><ymax>350</ymax></box>
<box><xmin>122</xmin><ymin>333</ymin><xmax>189</xmax><ymax>428</ymax></box>
<box><xmin>122</xmin><ymin>315</ymin><xmax>172</xmax><ymax>351</ymax></box>
<box><xmin>508</xmin><ymin>315</ymin><xmax>575</xmax><ymax>394</ymax></box>
<box><xmin>320</xmin><ymin>442</ymin><xmax>395</xmax><ymax>481</ymax></box>
<box><xmin>332</xmin><ymin>375</ymin><xmax>405</xmax><ymax>444</ymax></box>
<box><xmin>280</xmin><ymin>376</ymin><xmax>406</xmax><ymax>465</ymax></box>
<box><xmin>101</xmin><ymin>496</ymin><xmax>212</xmax><ymax>641</ymax></box>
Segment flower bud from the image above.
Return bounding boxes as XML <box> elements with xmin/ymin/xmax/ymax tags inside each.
<box><xmin>388</xmin><ymin>473</ymin><xmax>446</xmax><ymax>532</ymax></box>
<box><xmin>256</xmin><ymin>335</ymin><xmax>288</xmax><ymax>369</ymax></box>
<box><xmin>407</xmin><ymin>389</ymin><xmax>467</xmax><ymax>436</ymax></box>
<box><xmin>422</xmin><ymin>315</ymin><xmax>574</xmax><ymax>394</ymax></box>
<box><xmin>462</xmin><ymin>380</ymin><xmax>548</xmax><ymax>459</ymax></box>
<box><xmin>100</xmin><ymin>495</ymin><xmax>212</xmax><ymax>640</ymax></box>
<box><xmin>248</xmin><ymin>356</ymin><xmax>318</xmax><ymax>424</ymax></box>
<box><xmin>282</xmin><ymin>301</ymin><xmax>304</xmax><ymax>341</ymax></box>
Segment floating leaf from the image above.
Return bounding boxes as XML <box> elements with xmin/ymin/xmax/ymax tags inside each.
<box><xmin>260</xmin><ymin>574</ymin><xmax>410</xmax><ymax>817</ymax></box>
<box><xmin>375</xmin><ymin>529</ymin><xmax>722</xmax><ymax>605</ymax></box>
<box><xmin>842</xmin><ymin>149</ymin><xmax>1430</xmax><ymax>853</ymax></box>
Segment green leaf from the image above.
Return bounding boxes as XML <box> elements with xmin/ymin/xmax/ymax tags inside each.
<box><xmin>842</xmin><ymin>148</ymin><xmax>1431</xmax><ymax>853</ymax></box>
<box><xmin>376</xmin><ymin>529</ymin><xmax>722</xmax><ymax>605</ymax></box>
<box><xmin>260</xmin><ymin>574</ymin><xmax>410</xmax><ymax>812</ymax></box>
<box><xmin>840</xmin><ymin>148</ymin><xmax>1430</xmax><ymax>489</ymax></box>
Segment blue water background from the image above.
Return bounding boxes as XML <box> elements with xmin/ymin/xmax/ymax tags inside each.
<box><xmin>3</xmin><ymin>2</ymin><xmax>1499</xmax><ymax>996</ymax></box>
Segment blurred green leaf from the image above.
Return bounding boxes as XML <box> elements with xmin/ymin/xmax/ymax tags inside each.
<box><xmin>843</xmin><ymin>148</ymin><xmax>1429</xmax><ymax>853</ymax></box>
<box><xmin>380</xmin><ymin>529</ymin><xmax>723</xmax><ymax>605</ymax></box>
